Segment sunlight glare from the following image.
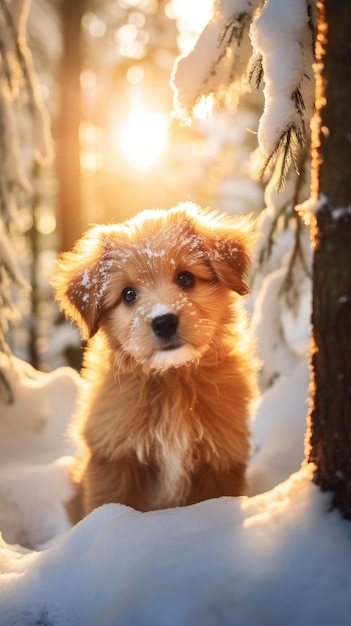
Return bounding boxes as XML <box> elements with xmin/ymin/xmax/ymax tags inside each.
<box><xmin>167</xmin><ymin>0</ymin><xmax>213</xmax><ymax>53</ymax></box>
<box><xmin>193</xmin><ymin>94</ymin><xmax>214</xmax><ymax>120</ymax></box>
<box><xmin>117</xmin><ymin>112</ymin><xmax>169</xmax><ymax>169</ymax></box>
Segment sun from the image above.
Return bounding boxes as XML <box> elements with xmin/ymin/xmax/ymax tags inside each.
<box><xmin>117</xmin><ymin>112</ymin><xmax>169</xmax><ymax>170</ymax></box>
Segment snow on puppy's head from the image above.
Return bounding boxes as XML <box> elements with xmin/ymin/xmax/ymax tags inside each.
<box><xmin>52</xmin><ymin>203</ymin><xmax>255</xmax><ymax>372</ymax></box>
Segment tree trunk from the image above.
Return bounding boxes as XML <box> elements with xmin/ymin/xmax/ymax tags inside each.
<box><xmin>56</xmin><ymin>0</ymin><xmax>84</xmax><ymax>251</ymax></box>
<box><xmin>307</xmin><ymin>0</ymin><xmax>351</xmax><ymax>517</ymax></box>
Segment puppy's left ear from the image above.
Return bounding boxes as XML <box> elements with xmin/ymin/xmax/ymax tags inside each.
<box><xmin>196</xmin><ymin>211</ymin><xmax>257</xmax><ymax>295</ymax></box>
<box><xmin>52</xmin><ymin>225</ymin><xmax>112</xmax><ymax>340</ymax></box>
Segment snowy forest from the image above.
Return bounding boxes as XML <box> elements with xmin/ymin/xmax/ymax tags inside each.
<box><xmin>0</xmin><ymin>0</ymin><xmax>351</xmax><ymax>624</ymax></box>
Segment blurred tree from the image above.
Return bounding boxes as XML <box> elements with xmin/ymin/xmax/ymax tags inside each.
<box><xmin>78</xmin><ymin>0</ymin><xmax>182</xmax><ymax>224</ymax></box>
<box><xmin>56</xmin><ymin>0</ymin><xmax>85</xmax><ymax>251</ymax></box>
<box><xmin>0</xmin><ymin>0</ymin><xmax>51</xmax><ymax>372</ymax></box>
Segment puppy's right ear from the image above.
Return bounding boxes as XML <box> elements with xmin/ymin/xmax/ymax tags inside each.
<box><xmin>52</xmin><ymin>225</ymin><xmax>111</xmax><ymax>340</ymax></box>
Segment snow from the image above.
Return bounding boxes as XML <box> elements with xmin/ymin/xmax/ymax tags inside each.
<box><xmin>1</xmin><ymin>314</ymin><xmax>351</xmax><ymax>624</ymax></box>
<box><xmin>149</xmin><ymin>303</ymin><xmax>173</xmax><ymax>318</ymax></box>
<box><xmin>297</xmin><ymin>194</ymin><xmax>351</xmax><ymax>226</ymax></box>
<box><xmin>172</xmin><ymin>0</ymin><xmax>316</xmax><ymax>186</ymax></box>
<box><xmin>2</xmin><ymin>2</ymin><xmax>350</xmax><ymax>617</ymax></box>
<box><xmin>331</xmin><ymin>206</ymin><xmax>351</xmax><ymax>220</ymax></box>
<box><xmin>0</xmin><ymin>356</ymin><xmax>80</xmax><ymax>548</ymax></box>
<box><xmin>171</xmin><ymin>0</ymin><xmax>259</xmax><ymax>116</ymax></box>
<box><xmin>247</xmin><ymin>359</ymin><xmax>309</xmax><ymax>496</ymax></box>
<box><xmin>250</xmin><ymin>0</ymin><xmax>313</xmax><ymax>155</ymax></box>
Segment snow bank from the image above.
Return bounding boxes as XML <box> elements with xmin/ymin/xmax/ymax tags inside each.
<box><xmin>0</xmin><ymin>309</ymin><xmax>350</xmax><ymax>625</ymax></box>
<box><xmin>247</xmin><ymin>359</ymin><xmax>309</xmax><ymax>495</ymax></box>
<box><xmin>0</xmin><ymin>357</ymin><xmax>80</xmax><ymax>546</ymax></box>
<box><xmin>1</xmin><ymin>465</ymin><xmax>350</xmax><ymax>626</ymax></box>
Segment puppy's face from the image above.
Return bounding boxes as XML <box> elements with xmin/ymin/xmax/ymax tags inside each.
<box><xmin>100</xmin><ymin>222</ymin><xmax>230</xmax><ymax>372</ymax></box>
<box><xmin>53</xmin><ymin>203</ymin><xmax>255</xmax><ymax>373</ymax></box>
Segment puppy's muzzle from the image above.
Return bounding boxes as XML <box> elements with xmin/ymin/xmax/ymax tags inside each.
<box><xmin>152</xmin><ymin>313</ymin><xmax>179</xmax><ymax>340</ymax></box>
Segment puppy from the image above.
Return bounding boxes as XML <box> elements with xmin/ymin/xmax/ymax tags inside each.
<box><xmin>53</xmin><ymin>202</ymin><xmax>257</xmax><ymax>521</ymax></box>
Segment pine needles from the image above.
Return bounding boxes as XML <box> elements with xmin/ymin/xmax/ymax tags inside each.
<box><xmin>248</xmin><ymin>53</ymin><xmax>264</xmax><ymax>89</ymax></box>
<box><xmin>248</xmin><ymin>51</ymin><xmax>308</xmax><ymax>192</ymax></box>
<box><xmin>259</xmin><ymin>124</ymin><xmax>305</xmax><ymax>193</ymax></box>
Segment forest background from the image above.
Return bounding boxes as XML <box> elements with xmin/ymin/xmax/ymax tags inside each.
<box><xmin>2</xmin><ymin>0</ymin><xmax>351</xmax><ymax>514</ymax></box>
<box><xmin>3</xmin><ymin>0</ymin><xmax>267</xmax><ymax>376</ymax></box>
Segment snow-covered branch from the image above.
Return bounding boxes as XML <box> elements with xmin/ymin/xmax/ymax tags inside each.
<box><xmin>0</xmin><ymin>0</ymin><xmax>52</xmax><ymax>358</ymax></box>
<box><xmin>171</xmin><ymin>0</ymin><xmax>259</xmax><ymax>117</ymax></box>
<box><xmin>172</xmin><ymin>0</ymin><xmax>316</xmax><ymax>191</ymax></box>
<box><xmin>250</xmin><ymin>0</ymin><xmax>316</xmax><ymax>190</ymax></box>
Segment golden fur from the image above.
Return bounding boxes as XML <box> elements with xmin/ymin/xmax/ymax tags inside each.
<box><xmin>53</xmin><ymin>202</ymin><xmax>257</xmax><ymax>521</ymax></box>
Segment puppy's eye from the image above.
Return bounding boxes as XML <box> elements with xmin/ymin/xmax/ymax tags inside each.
<box><xmin>177</xmin><ymin>271</ymin><xmax>195</xmax><ymax>289</ymax></box>
<box><xmin>122</xmin><ymin>287</ymin><xmax>138</xmax><ymax>305</ymax></box>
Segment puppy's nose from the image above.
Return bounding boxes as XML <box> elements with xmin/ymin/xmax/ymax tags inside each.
<box><xmin>152</xmin><ymin>313</ymin><xmax>178</xmax><ymax>340</ymax></box>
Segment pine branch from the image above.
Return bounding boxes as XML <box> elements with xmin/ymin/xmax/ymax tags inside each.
<box><xmin>248</xmin><ymin>53</ymin><xmax>264</xmax><ymax>89</ymax></box>
<box><xmin>0</xmin><ymin>1</ymin><xmax>33</xmax><ymax>363</ymax></box>
<box><xmin>0</xmin><ymin>366</ymin><xmax>15</xmax><ymax>405</ymax></box>
<box><xmin>307</xmin><ymin>2</ymin><xmax>317</xmax><ymax>60</ymax></box>
<box><xmin>259</xmin><ymin>124</ymin><xmax>305</xmax><ymax>192</ymax></box>
<box><xmin>0</xmin><ymin>38</ymin><xmax>13</xmax><ymax>92</ymax></box>
<box><xmin>198</xmin><ymin>11</ymin><xmax>253</xmax><ymax>111</ymax></box>
<box><xmin>280</xmin><ymin>151</ymin><xmax>312</xmax><ymax>305</ymax></box>
<box><xmin>259</xmin><ymin>78</ymin><xmax>307</xmax><ymax>191</ymax></box>
<box><xmin>256</xmin><ymin>151</ymin><xmax>311</xmax><ymax>313</ymax></box>
<box><xmin>215</xmin><ymin>12</ymin><xmax>251</xmax><ymax>69</ymax></box>
<box><xmin>280</xmin><ymin>212</ymin><xmax>312</xmax><ymax>308</ymax></box>
<box><xmin>218</xmin><ymin>12</ymin><xmax>250</xmax><ymax>49</ymax></box>
<box><xmin>292</xmin><ymin>87</ymin><xmax>306</xmax><ymax>117</ymax></box>
<box><xmin>0</xmin><ymin>0</ymin><xmax>35</xmax><ymax>116</ymax></box>
<box><xmin>257</xmin><ymin>202</ymin><xmax>291</xmax><ymax>268</ymax></box>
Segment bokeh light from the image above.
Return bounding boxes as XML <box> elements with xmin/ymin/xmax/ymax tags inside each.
<box><xmin>165</xmin><ymin>0</ymin><xmax>213</xmax><ymax>53</ymax></box>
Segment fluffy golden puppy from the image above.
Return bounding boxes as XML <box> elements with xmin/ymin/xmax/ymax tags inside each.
<box><xmin>53</xmin><ymin>202</ymin><xmax>257</xmax><ymax>521</ymax></box>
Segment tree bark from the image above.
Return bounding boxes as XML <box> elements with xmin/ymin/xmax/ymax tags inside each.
<box><xmin>307</xmin><ymin>0</ymin><xmax>351</xmax><ymax>517</ymax></box>
<box><xmin>56</xmin><ymin>0</ymin><xmax>84</xmax><ymax>251</ymax></box>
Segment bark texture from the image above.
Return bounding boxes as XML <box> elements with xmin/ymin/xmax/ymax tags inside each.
<box><xmin>308</xmin><ymin>0</ymin><xmax>351</xmax><ymax>517</ymax></box>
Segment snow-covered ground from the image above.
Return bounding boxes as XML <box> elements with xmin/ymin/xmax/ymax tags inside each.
<box><xmin>0</xmin><ymin>1</ymin><xmax>348</xmax><ymax>622</ymax></box>
<box><xmin>1</xmin><ymin>295</ymin><xmax>351</xmax><ymax>626</ymax></box>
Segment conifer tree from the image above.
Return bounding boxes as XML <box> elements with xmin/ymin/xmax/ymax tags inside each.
<box><xmin>0</xmin><ymin>0</ymin><xmax>51</xmax><ymax>375</ymax></box>
<box><xmin>306</xmin><ymin>0</ymin><xmax>351</xmax><ymax>518</ymax></box>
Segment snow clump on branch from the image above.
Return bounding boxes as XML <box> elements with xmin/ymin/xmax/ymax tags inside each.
<box><xmin>171</xmin><ymin>0</ymin><xmax>317</xmax><ymax>191</ymax></box>
<box><xmin>171</xmin><ymin>0</ymin><xmax>260</xmax><ymax>116</ymax></box>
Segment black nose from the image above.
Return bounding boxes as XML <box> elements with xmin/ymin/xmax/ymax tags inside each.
<box><xmin>152</xmin><ymin>313</ymin><xmax>179</xmax><ymax>340</ymax></box>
